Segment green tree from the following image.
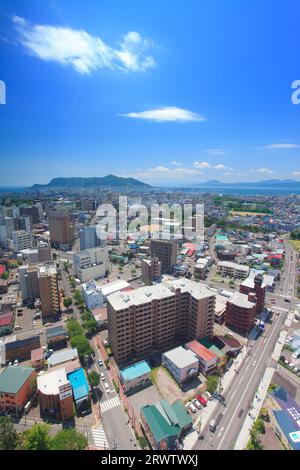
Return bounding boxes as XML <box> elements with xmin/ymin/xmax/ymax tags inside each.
<box><xmin>1</xmin><ymin>271</ymin><xmax>9</xmax><ymax>280</ymax></box>
<box><xmin>63</xmin><ymin>261</ymin><xmax>70</xmax><ymax>273</ymax></box>
<box><xmin>87</xmin><ymin>371</ymin><xmax>100</xmax><ymax>388</ymax></box>
<box><xmin>70</xmin><ymin>335</ymin><xmax>92</xmax><ymax>358</ymax></box>
<box><xmin>63</xmin><ymin>297</ymin><xmax>73</xmax><ymax>310</ymax></box>
<box><xmin>67</xmin><ymin>318</ymin><xmax>84</xmax><ymax>338</ymax></box>
<box><xmin>83</xmin><ymin>318</ymin><xmax>97</xmax><ymax>335</ymax></box>
<box><xmin>21</xmin><ymin>423</ymin><xmax>52</xmax><ymax>450</ymax></box>
<box><xmin>51</xmin><ymin>428</ymin><xmax>87</xmax><ymax>450</ymax></box>
<box><xmin>206</xmin><ymin>375</ymin><xmax>219</xmax><ymax>394</ymax></box>
<box><xmin>0</xmin><ymin>416</ymin><xmax>19</xmax><ymax>450</ymax></box>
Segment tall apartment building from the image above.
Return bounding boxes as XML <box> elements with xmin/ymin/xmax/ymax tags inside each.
<box><xmin>239</xmin><ymin>274</ymin><xmax>266</xmax><ymax>315</ymax></box>
<box><xmin>12</xmin><ymin>230</ymin><xmax>33</xmax><ymax>252</ymax></box>
<box><xmin>225</xmin><ymin>292</ymin><xmax>257</xmax><ymax>334</ymax></box>
<box><xmin>150</xmin><ymin>240</ymin><xmax>177</xmax><ymax>274</ymax></box>
<box><xmin>19</xmin><ymin>263</ymin><xmax>60</xmax><ymax>317</ymax></box>
<box><xmin>49</xmin><ymin>212</ymin><xmax>74</xmax><ymax>251</ymax></box>
<box><xmin>79</xmin><ymin>225</ymin><xmax>102</xmax><ymax>251</ymax></box>
<box><xmin>73</xmin><ymin>247</ymin><xmax>108</xmax><ymax>283</ymax></box>
<box><xmin>37</xmin><ymin>264</ymin><xmax>60</xmax><ymax>318</ymax></box>
<box><xmin>107</xmin><ymin>277</ymin><xmax>215</xmax><ymax>365</ymax></box>
<box><xmin>4</xmin><ymin>217</ymin><xmax>17</xmax><ymax>239</ymax></box>
<box><xmin>141</xmin><ymin>257</ymin><xmax>161</xmax><ymax>285</ymax></box>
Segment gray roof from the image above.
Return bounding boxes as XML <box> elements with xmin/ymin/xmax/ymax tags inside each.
<box><xmin>162</xmin><ymin>346</ymin><xmax>199</xmax><ymax>369</ymax></box>
<box><xmin>45</xmin><ymin>325</ymin><xmax>67</xmax><ymax>339</ymax></box>
<box><xmin>48</xmin><ymin>348</ymin><xmax>78</xmax><ymax>367</ymax></box>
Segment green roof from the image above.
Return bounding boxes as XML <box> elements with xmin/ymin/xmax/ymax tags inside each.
<box><xmin>172</xmin><ymin>400</ymin><xmax>193</xmax><ymax>429</ymax></box>
<box><xmin>0</xmin><ymin>366</ymin><xmax>34</xmax><ymax>394</ymax></box>
<box><xmin>199</xmin><ymin>338</ymin><xmax>224</xmax><ymax>358</ymax></box>
<box><xmin>141</xmin><ymin>405</ymin><xmax>179</xmax><ymax>443</ymax></box>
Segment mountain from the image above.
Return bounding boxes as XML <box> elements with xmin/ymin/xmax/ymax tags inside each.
<box><xmin>29</xmin><ymin>175</ymin><xmax>151</xmax><ymax>191</ymax></box>
<box><xmin>195</xmin><ymin>179</ymin><xmax>300</xmax><ymax>188</ymax></box>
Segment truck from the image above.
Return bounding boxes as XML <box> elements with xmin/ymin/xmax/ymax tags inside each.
<box><xmin>209</xmin><ymin>419</ymin><xmax>217</xmax><ymax>432</ymax></box>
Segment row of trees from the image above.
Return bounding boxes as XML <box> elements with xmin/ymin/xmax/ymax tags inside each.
<box><xmin>0</xmin><ymin>417</ymin><xmax>87</xmax><ymax>450</ymax></box>
<box><xmin>67</xmin><ymin>318</ymin><xmax>93</xmax><ymax>359</ymax></box>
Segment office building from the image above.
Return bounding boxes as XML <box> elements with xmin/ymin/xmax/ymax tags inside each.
<box><xmin>73</xmin><ymin>247</ymin><xmax>108</xmax><ymax>283</ymax></box>
<box><xmin>20</xmin><ymin>205</ymin><xmax>41</xmax><ymax>224</ymax></box>
<box><xmin>79</xmin><ymin>225</ymin><xmax>102</xmax><ymax>251</ymax></box>
<box><xmin>0</xmin><ymin>366</ymin><xmax>36</xmax><ymax>414</ymax></box>
<box><xmin>107</xmin><ymin>277</ymin><xmax>215</xmax><ymax>365</ymax></box>
<box><xmin>12</xmin><ymin>230</ymin><xmax>33</xmax><ymax>252</ymax></box>
<box><xmin>49</xmin><ymin>212</ymin><xmax>74</xmax><ymax>250</ymax></box>
<box><xmin>150</xmin><ymin>240</ymin><xmax>177</xmax><ymax>274</ymax></box>
<box><xmin>37</xmin><ymin>367</ymin><xmax>74</xmax><ymax>420</ymax></box>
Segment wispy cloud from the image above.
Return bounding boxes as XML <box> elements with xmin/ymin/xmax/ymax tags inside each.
<box><xmin>170</xmin><ymin>160</ymin><xmax>182</xmax><ymax>166</ymax></box>
<box><xmin>12</xmin><ymin>15</ymin><xmax>155</xmax><ymax>74</ymax></box>
<box><xmin>203</xmin><ymin>148</ymin><xmax>228</xmax><ymax>156</ymax></box>
<box><xmin>250</xmin><ymin>168</ymin><xmax>274</xmax><ymax>174</ymax></box>
<box><xmin>262</xmin><ymin>143</ymin><xmax>299</xmax><ymax>149</ymax></box>
<box><xmin>120</xmin><ymin>106</ymin><xmax>206</xmax><ymax>122</ymax></box>
<box><xmin>134</xmin><ymin>165</ymin><xmax>203</xmax><ymax>180</ymax></box>
<box><xmin>293</xmin><ymin>171</ymin><xmax>300</xmax><ymax>177</ymax></box>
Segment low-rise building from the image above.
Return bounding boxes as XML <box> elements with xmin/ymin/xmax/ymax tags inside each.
<box><xmin>120</xmin><ymin>360</ymin><xmax>152</xmax><ymax>394</ymax></box>
<box><xmin>37</xmin><ymin>367</ymin><xmax>74</xmax><ymax>420</ymax></box>
<box><xmin>0</xmin><ymin>366</ymin><xmax>36</xmax><ymax>414</ymax></box>
<box><xmin>217</xmin><ymin>261</ymin><xmax>249</xmax><ymax>280</ymax></box>
<box><xmin>31</xmin><ymin>348</ymin><xmax>45</xmax><ymax>369</ymax></box>
<box><xmin>73</xmin><ymin>247</ymin><xmax>108</xmax><ymax>283</ymax></box>
<box><xmin>45</xmin><ymin>326</ymin><xmax>68</xmax><ymax>350</ymax></box>
<box><xmin>48</xmin><ymin>348</ymin><xmax>79</xmax><ymax>368</ymax></box>
<box><xmin>185</xmin><ymin>340</ymin><xmax>218</xmax><ymax>376</ymax></box>
<box><xmin>67</xmin><ymin>367</ymin><xmax>89</xmax><ymax>411</ymax></box>
<box><xmin>140</xmin><ymin>398</ymin><xmax>192</xmax><ymax>450</ymax></box>
<box><xmin>162</xmin><ymin>346</ymin><xmax>199</xmax><ymax>385</ymax></box>
<box><xmin>82</xmin><ymin>280</ymin><xmax>104</xmax><ymax>310</ymax></box>
<box><xmin>5</xmin><ymin>335</ymin><xmax>41</xmax><ymax>362</ymax></box>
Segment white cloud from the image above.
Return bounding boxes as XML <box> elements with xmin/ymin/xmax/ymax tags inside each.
<box><xmin>194</xmin><ymin>161</ymin><xmax>211</xmax><ymax>168</ymax></box>
<box><xmin>120</xmin><ymin>106</ymin><xmax>206</xmax><ymax>122</ymax></box>
<box><xmin>193</xmin><ymin>161</ymin><xmax>233</xmax><ymax>171</ymax></box>
<box><xmin>293</xmin><ymin>171</ymin><xmax>300</xmax><ymax>176</ymax></box>
<box><xmin>170</xmin><ymin>160</ymin><xmax>182</xmax><ymax>166</ymax></box>
<box><xmin>135</xmin><ymin>165</ymin><xmax>203</xmax><ymax>180</ymax></box>
<box><xmin>214</xmin><ymin>164</ymin><xmax>226</xmax><ymax>170</ymax></box>
<box><xmin>12</xmin><ymin>15</ymin><xmax>155</xmax><ymax>74</ymax></box>
<box><xmin>263</xmin><ymin>143</ymin><xmax>299</xmax><ymax>149</ymax></box>
<box><xmin>250</xmin><ymin>168</ymin><xmax>274</xmax><ymax>175</ymax></box>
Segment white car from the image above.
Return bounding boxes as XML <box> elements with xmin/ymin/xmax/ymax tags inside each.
<box><xmin>104</xmin><ymin>382</ymin><xmax>110</xmax><ymax>393</ymax></box>
<box><xmin>100</xmin><ymin>372</ymin><xmax>105</xmax><ymax>381</ymax></box>
<box><xmin>294</xmin><ymin>367</ymin><xmax>299</xmax><ymax>373</ymax></box>
<box><xmin>205</xmin><ymin>391</ymin><xmax>213</xmax><ymax>401</ymax></box>
<box><xmin>292</xmin><ymin>352</ymin><xmax>300</xmax><ymax>359</ymax></box>
<box><xmin>14</xmin><ymin>325</ymin><xmax>22</xmax><ymax>330</ymax></box>
<box><xmin>187</xmin><ymin>402</ymin><xmax>197</xmax><ymax>414</ymax></box>
<box><xmin>289</xmin><ymin>363</ymin><xmax>295</xmax><ymax>369</ymax></box>
<box><xmin>14</xmin><ymin>359</ymin><xmax>19</xmax><ymax>366</ymax></box>
<box><xmin>98</xmin><ymin>359</ymin><xmax>103</xmax><ymax>366</ymax></box>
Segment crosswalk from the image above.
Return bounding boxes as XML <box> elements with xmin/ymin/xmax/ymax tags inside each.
<box><xmin>92</xmin><ymin>424</ymin><xmax>109</xmax><ymax>449</ymax></box>
<box><xmin>100</xmin><ymin>396</ymin><xmax>121</xmax><ymax>413</ymax></box>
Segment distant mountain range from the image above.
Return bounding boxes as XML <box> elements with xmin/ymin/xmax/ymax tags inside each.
<box><xmin>195</xmin><ymin>179</ymin><xmax>300</xmax><ymax>188</ymax></box>
<box><xmin>29</xmin><ymin>175</ymin><xmax>151</xmax><ymax>191</ymax></box>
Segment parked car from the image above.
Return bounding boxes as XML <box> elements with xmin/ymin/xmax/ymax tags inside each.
<box><xmin>100</xmin><ymin>372</ymin><xmax>105</xmax><ymax>381</ymax></box>
<box><xmin>98</xmin><ymin>359</ymin><xmax>103</xmax><ymax>366</ymax></box>
<box><xmin>292</xmin><ymin>351</ymin><xmax>300</xmax><ymax>359</ymax></box>
<box><xmin>196</xmin><ymin>395</ymin><xmax>207</xmax><ymax>407</ymax></box>
<box><xmin>193</xmin><ymin>399</ymin><xmax>202</xmax><ymax>410</ymax></box>
<box><xmin>289</xmin><ymin>363</ymin><xmax>295</xmax><ymax>369</ymax></box>
<box><xmin>104</xmin><ymin>382</ymin><xmax>110</xmax><ymax>393</ymax></box>
<box><xmin>186</xmin><ymin>402</ymin><xmax>197</xmax><ymax>414</ymax></box>
<box><xmin>14</xmin><ymin>359</ymin><xmax>19</xmax><ymax>366</ymax></box>
<box><xmin>205</xmin><ymin>391</ymin><xmax>213</xmax><ymax>401</ymax></box>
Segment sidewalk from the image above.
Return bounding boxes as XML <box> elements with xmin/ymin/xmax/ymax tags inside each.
<box><xmin>184</xmin><ymin>347</ymin><xmax>247</xmax><ymax>449</ymax></box>
<box><xmin>234</xmin><ymin>367</ymin><xmax>274</xmax><ymax>450</ymax></box>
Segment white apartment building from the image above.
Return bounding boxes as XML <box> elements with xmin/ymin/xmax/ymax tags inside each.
<box><xmin>12</xmin><ymin>230</ymin><xmax>33</xmax><ymax>252</ymax></box>
<box><xmin>82</xmin><ymin>280</ymin><xmax>104</xmax><ymax>310</ymax></box>
<box><xmin>217</xmin><ymin>261</ymin><xmax>249</xmax><ymax>280</ymax></box>
<box><xmin>73</xmin><ymin>247</ymin><xmax>108</xmax><ymax>283</ymax></box>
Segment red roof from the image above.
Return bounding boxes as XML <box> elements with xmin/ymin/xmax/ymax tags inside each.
<box><xmin>0</xmin><ymin>265</ymin><xmax>5</xmax><ymax>276</ymax></box>
<box><xmin>268</xmin><ymin>254</ymin><xmax>283</xmax><ymax>259</ymax></box>
<box><xmin>0</xmin><ymin>316</ymin><xmax>12</xmax><ymax>327</ymax></box>
<box><xmin>185</xmin><ymin>340</ymin><xmax>217</xmax><ymax>362</ymax></box>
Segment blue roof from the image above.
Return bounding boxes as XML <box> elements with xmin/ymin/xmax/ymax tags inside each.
<box><xmin>67</xmin><ymin>368</ymin><xmax>89</xmax><ymax>402</ymax></box>
<box><xmin>273</xmin><ymin>410</ymin><xmax>300</xmax><ymax>450</ymax></box>
<box><xmin>120</xmin><ymin>360</ymin><xmax>151</xmax><ymax>382</ymax></box>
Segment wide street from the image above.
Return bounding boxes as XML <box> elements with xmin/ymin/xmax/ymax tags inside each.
<box><xmin>194</xmin><ymin>239</ymin><xmax>298</xmax><ymax>450</ymax></box>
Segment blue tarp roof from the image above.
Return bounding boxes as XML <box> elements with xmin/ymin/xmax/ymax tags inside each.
<box><xmin>67</xmin><ymin>368</ymin><xmax>89</xmax><ymax>402</ymax></box>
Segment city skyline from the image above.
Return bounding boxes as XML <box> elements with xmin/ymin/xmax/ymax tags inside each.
<box><xmin>1</xmin><ymin>1</ymin><xmax>300</xmax><ymax>186</ymax></box>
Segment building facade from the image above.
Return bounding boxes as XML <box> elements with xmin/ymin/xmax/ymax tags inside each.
<box><xmin>150</xmin><ymin>240</ymin><xmax>177</xmax><ymax>274</ymax></box>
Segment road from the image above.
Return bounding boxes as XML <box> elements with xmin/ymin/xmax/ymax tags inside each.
<box><xmin>194</xmin><ymin>239</ymin><xmax>298</xmax><ymax>450</ymax></box>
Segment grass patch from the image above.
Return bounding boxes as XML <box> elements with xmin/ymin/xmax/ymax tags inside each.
<box><xmin>289</xmin><ymin>240</ymin><xmax>300</xmax><ymax>251</ymax></box>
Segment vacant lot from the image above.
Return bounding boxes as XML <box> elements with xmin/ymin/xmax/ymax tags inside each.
<box><xmin>152</xmin><ymin>367</ymin><xmax>204</xmax><ymax>404</ymax></box>
<box><xmin>289</xmin><ymin>240</ymin><xmax>300</xmax><ymax>251</ymax></box>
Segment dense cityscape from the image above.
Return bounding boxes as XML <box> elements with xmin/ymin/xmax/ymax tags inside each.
<box><xmin>1</xmin><ymin>0</ymin><xmax>300</xmax><ymax>461</ymax></box>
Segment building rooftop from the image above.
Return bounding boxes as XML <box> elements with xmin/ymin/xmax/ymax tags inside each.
<box><xmin>48</xmin><ymin>348</ymin><xmax>78</xmax><ymax>367</ymax></box>
<box><xmin>67</xmin><ymin>368</ymin><xmax>89</xmax><ymax>402</ymax></box>
<box><xmin>45</xmin><ymin>325</ymin><xmax>67</xmax><ymax>339</ymax></box>
<box><xmin>37</xmin><ymin>367</ymin><xmax>69</xmax><ymax>396</ymax></box>
<box><xmin>120</xmin><ymin>360</ymin><xmax>151</xmax><ymax>382</ymax></box>
<box><xmin>108</xmin><ymin>277</ymin><xmax>214</xmax><ymax>311</ymax></box>
<box><xmin>0</xmin><ymin>366</ymin><xmax>34</xmax><ymax>394</ymax></box>
<box><xmin>218</xmin><ymin>261</ymin><xmax>249</xmax><ymax>272</ymax></box>
<box><xmin>163</xmin><ymin>346</ymin><xmax>199</xmax><ymax>368</ymax></box>
<box><xmin>185</xmin><ymin>340</ymin><xmax>217</xmax><ymax>362</ymax></box>
<box><xmin>228</xmin><ymin>292</ymin><xmax>256</xmax><ymax>309</ymax></box>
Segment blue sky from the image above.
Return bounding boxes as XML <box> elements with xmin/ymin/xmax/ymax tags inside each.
<box><xmin>1</xmin><ymin>0</ymin><xmax>300</xmax><ymax>186</ymax></box>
